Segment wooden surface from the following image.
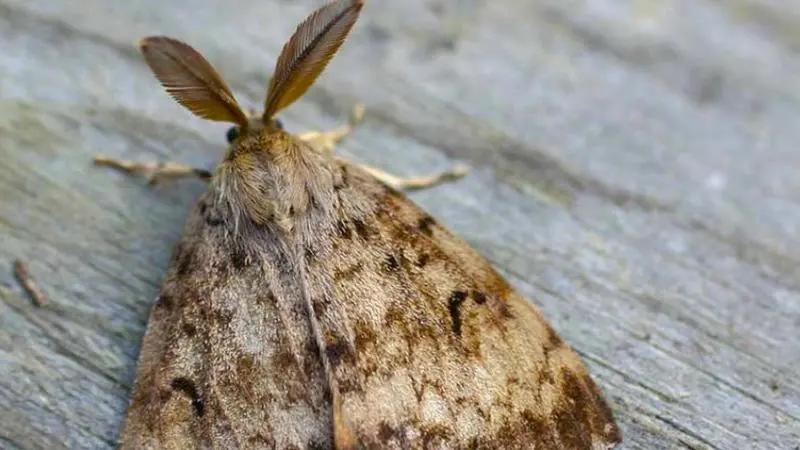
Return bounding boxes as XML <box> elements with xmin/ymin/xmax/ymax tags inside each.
<box><xmin>1</xmin><ymin>0</ymin><xmax>799</xmax><ymax>448</ymax></box>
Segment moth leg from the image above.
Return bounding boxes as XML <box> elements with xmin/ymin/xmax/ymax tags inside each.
<box><xmin>298</xmin><ymin>104</ymin><xmax>469</xmax><ymax>191</ymax></box>
<box><xmin>93</xmin><ymin>155</ymin><xmax>211</xmax><ymax>185</ymax></box>
<box><xmin>346</xmin><ymin>159</ymin><xmax>469</xmax><ymax>191</ymax></box>
<box><xmin>295</xmin><ymin>104</ymin><xmax>365</xmax><ymax>153</ymax></box>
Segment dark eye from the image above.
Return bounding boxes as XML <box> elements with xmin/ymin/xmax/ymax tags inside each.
<box><xmin>273</xmin><ymin>118</ymin><xmax>284</xmax><ymax>130</ymax></box>
<box><xmin>226</xmin><ymin>126</ymin><xmax>239</xmax><ymax>143</ymax></box>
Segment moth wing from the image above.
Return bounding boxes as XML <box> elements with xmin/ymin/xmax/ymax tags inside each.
<box><xmin>305</xmin><ymin>163</ymin><xmax>622</xmax><ymax>449</ymax></box>
<box><xmin>117</xmin><ymin>193</ymin><xmax>333</xmax><ymax>449</ymax></box>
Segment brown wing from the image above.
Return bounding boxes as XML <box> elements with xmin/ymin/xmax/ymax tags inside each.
<box><xmin>117</xmin><ymin>193</ymin><xmax>334</xmax><ymax>449</ymax></box>
<box><xmin>302</xmin><ymin>162</ymin><xmax>622</xmax><ymax>449</ymax></box>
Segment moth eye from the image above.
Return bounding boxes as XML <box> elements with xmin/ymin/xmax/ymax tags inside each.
<box><xmin>273</xmin><ymin>118</ymin><xmax>284</xmax><ymax>130</ymax></box>
<box><xmin>226</xmin><ymin>126</ymin><xmax>240</xmax><ymax>143</ymax></box>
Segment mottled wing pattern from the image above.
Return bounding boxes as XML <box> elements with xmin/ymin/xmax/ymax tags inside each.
<box><xmin>117</xmin><ymin>159</ymin><xmax>620</xmax><ymax>449</ymax></box>
<box><xmin>302</xmin><ymin>162</ymin><xmax>622</xmax><ymax>449</ymax></box>
<box><xmin>117</xmin><ymin>193</ymin><xmax>333</xmax><ymax>450</ymax></box>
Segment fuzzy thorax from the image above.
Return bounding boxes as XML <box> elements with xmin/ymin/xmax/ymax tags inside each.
<box><xmin>214</xmin><ymin>127</ymin><xmax>338</xmax><ymax>234</ymax></box>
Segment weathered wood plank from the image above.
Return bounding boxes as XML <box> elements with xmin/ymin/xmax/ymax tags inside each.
<box><xmin>1</xmin><ymin>0</ymin><xmax>798</xmax><ymax>448</ymax></box>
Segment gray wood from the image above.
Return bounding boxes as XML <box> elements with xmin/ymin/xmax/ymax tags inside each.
<box><xmin>1</xmin><ymin>0</ymin><xmax>798</xmax><ymax>448</ymax></box>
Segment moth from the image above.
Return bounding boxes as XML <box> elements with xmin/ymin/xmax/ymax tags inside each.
<box><xmin>99</xmin><ymin>0</ymin><xmax>622</xmax><ymax>448</ymax></box>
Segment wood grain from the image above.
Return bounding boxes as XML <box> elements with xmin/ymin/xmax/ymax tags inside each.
<box><xmin>1</xmin><ymin>0</ymin><xmax>798</xmax><ymax>448</ymax></box>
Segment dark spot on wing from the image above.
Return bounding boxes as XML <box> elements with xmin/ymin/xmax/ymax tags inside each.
<box><xmin>236</xmin><ymin>354</ymin><xmax>255</xmax><ymax>379</ymax></box>
<box><xmin>309</xmin><ymin>194</ymin><xmax>322</xmax><ymax>210</ymax></box>
<box><xmin>156</xmin><ymin>293</ymin><xmax>174</xmax><ymax>310</ymax></box>
<box><xmin>543</xmin><ymin>323</ymin><xmax>564</xmax><ymax>357</ymax></box>
<box><xmin>471</xmin><ymin>291</ymin><xmax>487</xmax><ymax>305</ymax></box>
<box><xmin>306</xmin><ymin>336</ymin><xmax>319</xmax><ymax>357</ymax></box>
<box><xmin>170</xmin><ymin>377</ymin><xmax>204</xmax><ymax>417</ymax></box>
<box><xmin>231</xmin><ymin>245</ymin><xmax>247</xmax><ymax>270</ymax></box>
<box><xmin>420</xmin><ymin>423</ymin><xmax>455</xmax><ymax>447</ymax></box>
<box><xmin>173</xmin><ymin>242</ymin><xmax>195</xmax><ymax>277</ymax></box>
<box><xmin>334</xmin><ymin>262</ymin><xmax>363</xmax><ymax>282</ymax></box>
<box><xmin>374</xmin><ymin>420</ymin><xmax>414</xmax><ymax>447</ymax></box>
<box><xmin>559</xmin><ymin>371</ymin><xmax>622</xmax><ymax>446</ymax></box>
<box><xmin>384</xmin><ymin>254</ymin><xmax>400</xmax><ymax>272</ymax></box>
<box><xmin>273</xmin><ymin>247</ymin><xmax>290</xmax><ymax>271</ymax></box>
<box><xmin>379</xmin><ymin>422</ymin><xmax>395</xmax><ymax>441</ymax></box>
<box><xmin>210</xmin><ymin>257</ymin><xmax>230</xmax><ymax>281</ymax></box>
<box><xmin>499</xmin><ymin>302</ymin><xmax>514</xmax><ymax>318</ymax></box>
<box><xmin>336</xmin><ymin>220</ymin><xmax>352</xmax><ymax>239</ymax></box>
<box><xmin>256</xmin><ymin>292</ymin><xmax>276</xmax><ymax>305</ymax></box>
<box><xmin>334</xmin><ymin>165</ymin><xmax>349</xmax><ymax>191</ymax></box>
<box><xmin>416</xmin><ymin>253</ymin><xmax>430</xmax><ymax>267</ymax></box>
<box><xmin>352</xmin><ymin>218</ymin><xmax>370</xmax><ymax>239</ymax></box>
<box><xmin>273</xmin><ymin>346</ymin><xmax>297</xmax><ymax>373</ymax></box>
<box><xmin>304</xmin><ymin>243</ymin><xmax>316</xmax><ymax>260</ymax></box>
<box><xmin>554</xmin><ymin>371</ymin><xmax>596</xmax><ymax>448</ymax></box>
<box><xmin>417</xmin><ymin>215</ymin><xmax>436</xmax><ymax>236</ymax></box>
<box><xmin>448</xmin><ymin>291</ymin><xmax>468</xmax><ymax>336</ymax></box>
<box><xmin>205</xmin><ymin>215</ymin><xmax>223</xmax><ymax>227</ymax></box>
<box><xmin>484</xmin><ymin>409</ymin><xmax>556</xmax><ymax>448</ymax></box>
<box><xmin>213</xmin><ymin>309</ymin><xmax>233</xmax><ymax>326</ymax></box>
<box><xmin>307</xmin><ymin>439</ymin><xmax>328</xmax><ymax>450</ymax></box>
<box><xmin>312</xmin><ymin>296</ymin><xmax>329</xmax><ymax>317</ymax></box>
<box><xmin>182</xmin><ymin>322</ymin><xmax>197</xmax><ymax>337</ymax></box>
<box><xmin>338</xmin><ymin>375</ymin><xmax>362</xmax><ymax>396</ymax></box>
<box><xmin>158</xmin><ymin>389</ymin><xmax>173</xmax><ymax>404</ymax></box>
<box><xmin>484</xmin><ymin>269</ymin><xmax>514</xmax><ymax>303</ymax></box>
<box><xmin>353</xmin><ymin>321</ymin><xmax>378</xmax><ymax>350</ymax></box>
<box><xmin>325</xmin><ymin>337</ymin><xmax>354</xmax><ymax>367</ymax></box>
<box><xmin>247</xmin><ymin>433</ymin><xmax>276</xmax><ymax>447</ymax></box>
<box><xmin>198</xmin><ymin>200</ymin><xmax>223</xmax><ymax>226</ymax></box>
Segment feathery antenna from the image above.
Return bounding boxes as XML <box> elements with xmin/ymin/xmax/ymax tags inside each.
<box><xmin>262</xmin><ymin>0</ymin><xmax>364</xmax><ymax>120</ymax></box>
<box><xmin>139</xmin><ymin>37</ymin><xmax>249</xmax><ymax>125</ymax></box>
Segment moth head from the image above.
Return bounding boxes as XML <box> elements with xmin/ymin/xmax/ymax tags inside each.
<box><xmin>225</xmin><ymin>116</ymin><xmax>282</xmax><ymax>146</ymax></box>
<box><xmin>137</xmin><ymin>0</ymin><xmax>365</xmax><ymax>157</ymax></box>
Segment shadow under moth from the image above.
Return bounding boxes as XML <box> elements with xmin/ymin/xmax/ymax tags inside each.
<box><xmin>97</xmin><ymin>0</ymin><xmax>622</xmax><ymax>448</ymax></box>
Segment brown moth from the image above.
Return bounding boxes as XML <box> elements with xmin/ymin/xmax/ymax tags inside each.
<box><xmin>101</xmin><ymin>0</ymin><xmax>622</xmax><ymax>448</ymax></box>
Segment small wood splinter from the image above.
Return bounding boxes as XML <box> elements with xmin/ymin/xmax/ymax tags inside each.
<box><xmin>12</xmin><ymin>260</ymin><xmax>45</xmax><ymax>307</ymax></box>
